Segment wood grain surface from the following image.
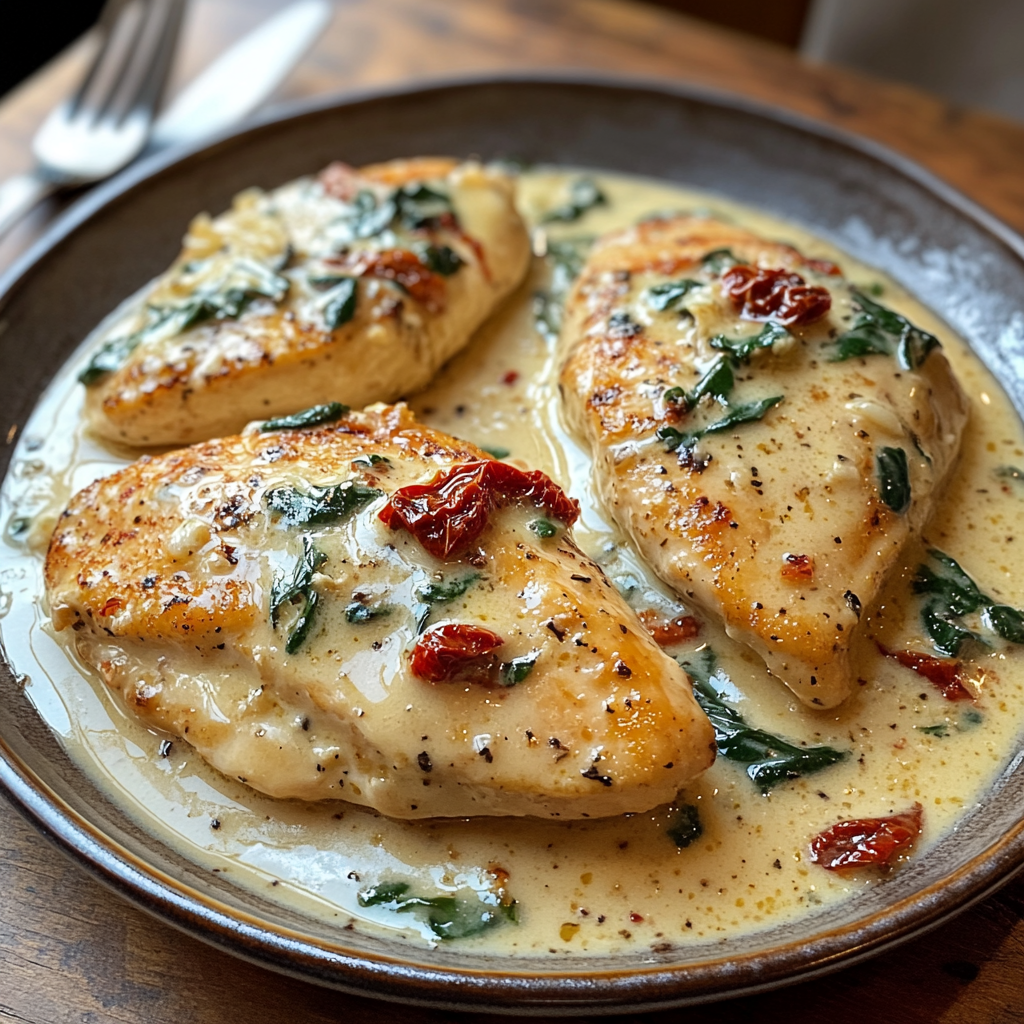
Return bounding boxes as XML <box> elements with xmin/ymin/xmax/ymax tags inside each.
<box><xmin>2</xmin><ymin>1</ymin><xmax>1023</xmax><ymax>1021</ymax></box>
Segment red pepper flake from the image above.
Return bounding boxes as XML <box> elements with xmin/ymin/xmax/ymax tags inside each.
<box><xmin>810</xmin><ymin>803</ymin><xmax>923</xmax><ymax>871</ymax></box>
<box><xmin>637</xmin><ymin>610</ymin><xmax>701</xmax><ymax>646</ymax></box>
<box><xmin>722</xmin><ymin>265</ymin><xmax>831</xmax><ymax>326</ymax></box>
<box><xmin>410</xmin><ymin>623</ymin><xmax>504</xmax><ymax>682</ymax></box>
<box><xmin>629</xmin><ymin>912</ymin><xmax>644</xmax><ymax>923</ymax></box>
<box><xmin>501</xmin><ymin>370</ymin><xmax>520</xmax><ymax>386</ymax></box>
<box><xmin>781</xmin><ymin>553</ymin><xmax>814</xmax><ymax>580</ymax></box>
<box><xmin>379</xmin><ymin>460</ymin><xmax>580</xmax><ymax>559</ymax></box>
<box><xmin>876</xmin><ymin>642</ymin><xmax>972</xmax><ymax>701</ymax></box>
<box><xmin>330</xmin><ymin>248</ymin><xmax>446</xmax><ymax>312</ymax></box>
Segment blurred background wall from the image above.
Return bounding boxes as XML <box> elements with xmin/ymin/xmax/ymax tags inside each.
<box><xmin>3</xmin><ymin>0</ymin><xmax>1021</xmax><ymax>123</ymax></box>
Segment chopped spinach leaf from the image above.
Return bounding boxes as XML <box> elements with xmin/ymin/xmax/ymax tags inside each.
<box><xmin>913</xmin><ymin>548</ymin><xmax>1024</xmax><ymax>657</ymax></box>
<box><xmin>664</xmin><ymin>357</ymin><xmax>734</xmax><ymax>411</ymax></box>
<box><xmin>710</xmin><ymin>321</ymin><xmax>790</xmax><ymax>365</ymax></box>
<box><xmin>358</xmin><ymin>881</ymin><xmax>517</xmax><ymax>940</ymax></box>
<box><xmin>481</xmin><ymin>446</ymin><xmax>511</xmax><ymax>460</ymax></box>
<box><xmin>645</xmin><ymin>278</ymin><xmax>703</xmax><ymax>312</ymax></box>
<box><xmin>319</xmin><ymin>277</ymin><xmax>358</xmax><ymax>329</ymax></box>
<box><xmin>500</xmin><ymin>651</ymin><xmax>539</xmax><ymax>687</ymax></box>
<box><xmin>266</xmin><ymin>479</ymin><xmax>382</xmax><ymax>526</ymax></box>
<box><xmin>420</xmin><ymin>244</ymin><xmax>463</xmax><ymax>276</ymax></box>
<box><xmin>920</xmin><ymin>601</ymin><xmax>981</xmax><ymax>657</ymax></box>
<box><xmin>394</xmin><ymin>183</ymin><xmax>454</xmax><ymax>230</ymax></box>
<box><xmin>681</xmin><ymin>649</ymin><xmax>846</xmax><ymax>793</ymax></box>
<box><xmin>529</xmin><ymin>517</ymin><xmax>559</xmax><ymax>538</ymax></box>
<box><xmin>261</xmin><ymin>402</ymin><xmax>348</xmax><ymax>432</ymax></box>
<box><xmin>983</xmin><ymin>604</ymin><xmax>1024</xmax><ymax>644</ymax></box>
<box><xmin>352</xmin><ymin>453</ymin><xmax>391</xmax><ymax>468</ymax></box>
<box><xmin>415</xmin><ymin>574</ymin><xmax>481</xmax><ymax>605</ymax></box>
<box><xmin>80</xmin><ymin>257</ymin><xmax>290</xmax><ymax>385</ymax></box>
<box><xmin>919</xmin><ymin>723</ymin><xmax>949</xmax><ymax>737</ymax></box>
<box><xmin>345</xmin><ymin>602</ymin><xmax>392</xmax><ymax>624</ymax></box>
<box><xmin>913</xmin><ymin>551</ymin><xmax>985</xmax><ymax>615</ymax></box>
<box><xmin>701</xmin><ymin>248</ymin><xmax>739</xmax><ymax>275</ymax></box>
<box><xmin>5</xmin><ymin>515</ymin><xmax>30</xmax><ymax>541</ymax></box>
<box><xmin>876</xmin><ymin>446</ymin><xmax>911</xmax><ymax>514</ymax></box>
<box><xmin>270</xmin><ymin>536</ymin><xmax>326</xmax><ymax>654</ymax></box>
<box><xmin>666</xmin><ymin>804</ymin><xmax>703</xmax><ymax>848</ymax></box>
<box><xmin>79</xmin><ymin>333</ymin><xmax>144</xmax><ymax>385</ymax></box>
<box><xmin>344</xmin><ymin>189</ymin><xmax>398</xmax><ymax>239</ymax></box>
<box><xmin>542</xmin><ymin>178</ymin><xmax>607</xmax><ymax>224</ymax></box>
<box><xmin>658</xmin><ymin>395</ymin><xmax>784</xmax><ymax>453</ymax></box>
<box><xmin>829</xmin><ymin>290</ymin><xmax>939</xmax><ymax>369</ymax></box>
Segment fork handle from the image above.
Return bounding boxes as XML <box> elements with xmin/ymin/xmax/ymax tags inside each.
<box><xmin>0</xmin><ymin>173</ymin><xmax>57</xmax><ymax>240</ymax></box>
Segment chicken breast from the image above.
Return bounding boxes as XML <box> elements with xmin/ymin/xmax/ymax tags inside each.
<box><xmin>45</xmin><ymin>403</ymin><xmax>715</xmax><ymax>818</ymax></box>
<box><xmin>559</xmin><ymin>216</ymin><xmax>969</xmax><ymax>708</ymax></box>
<box><xmin>80</xmin><ymin>158</ymin><xmax>531</xmax><ymax>447</ymax></box>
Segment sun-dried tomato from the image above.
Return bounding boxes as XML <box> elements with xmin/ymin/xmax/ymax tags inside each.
<box><xmin>781</xmin><ymin>553</ymin><xmax>814</xmax><ymax>580</ymax></box>
<box><xmin>722</xmin><ymin>265</ymin><xmax>831</xmax><ymax>326</ymax></box>
<box><xmin>810</xmin><ymin>803</ymin><xmax>923</xmax><ymax>870</ymax></box>
<box><xmin>637</xmin><ymin>610</ymin><xmax>701</xmax><ymax>646</ymax></box>
<box><xmin>411</xmin><ymin>623</ymin><xmax>505</xmax><ymax>682</ymax></box>
<box><xmin>379</xmin><ymin>460</ymin><xmax>580</xmax><ymax>559</ymax></box>
<box><xmin>876</xmin><ymin>642</ymin><xmax>972</xmax><ymax>701</ymax></box>
<box><xmin>331</xmin><ymin>249</ymin><xmax>447</xmax><ymax>313</ymax></box>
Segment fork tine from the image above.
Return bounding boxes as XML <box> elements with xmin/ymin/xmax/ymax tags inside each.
<box><xmin>100</xmin><ymin>0</ymin><xmax>180</xmax><ymax>125</ymax></box>
<box><xmin>66</xmin><ymin>0</ymin><xmax>140</xmax><ymax>118</ymax></box>
<box><xmin>130</xmin><ymin>0</ymin><xmax>187</xmax><ymax>121</ymax></box>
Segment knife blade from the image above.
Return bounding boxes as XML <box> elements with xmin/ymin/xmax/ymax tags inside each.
<box><xmin>150</xmin><ymin>0</ymin><xmax>333</xmax><ymax>149</ymax></box>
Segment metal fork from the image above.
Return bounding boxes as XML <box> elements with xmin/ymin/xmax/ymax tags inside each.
<box><xmin>0</xmin><ymin>0</ymin><xmax>185</xmax><ymax>238</ymax></box>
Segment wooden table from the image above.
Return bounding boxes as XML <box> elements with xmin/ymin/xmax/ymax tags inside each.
<box><xmin>2</xmin><ymin>1</ymin><xmax>1023</xmax><ymax>1020</ymax></box>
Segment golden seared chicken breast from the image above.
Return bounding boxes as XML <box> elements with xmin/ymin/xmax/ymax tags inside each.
<box><xmin>80</xmin><ymin>158</ymin><xmax>531</xmax><ymax>447</ymax></box>
<box><xmin>45</xmin><ymin>403</ymin><xmax>715</xmax><ymax>818</ymax></box>
<box><xmin>559</xmin><ymin>217</ymin><xmax>969</xmax><ymax>708</ymax></box>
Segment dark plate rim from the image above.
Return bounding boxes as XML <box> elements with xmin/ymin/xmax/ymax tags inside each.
<box><xmin>2</xmin><ymin>71</ymin><xmax>1024</xmax><ymax>1014</ymax></box>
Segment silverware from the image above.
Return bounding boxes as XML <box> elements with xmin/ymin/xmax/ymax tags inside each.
<box><xmin>0</xmin><ymin>0</ymin><xmax>186</xmax><ymax>238</ymax></box>
<box><xmin>0</xmin><ymin>0</ymin><xmax>331</xmax><ymax>242</ymax></box>
<box><xmin>149</xmin><ymin>0</ymin><xmax>332</xmax><ymax>149</ymax></box>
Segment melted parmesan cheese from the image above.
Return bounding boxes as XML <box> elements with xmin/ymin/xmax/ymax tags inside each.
<box><xmin>2</xmin><ymin>169</ymin><xmax>1024</xmax><ymax>955</ymax></box>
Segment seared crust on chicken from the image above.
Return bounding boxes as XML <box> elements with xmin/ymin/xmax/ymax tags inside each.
<box><xmin>81</xmin><ymin>158</ymin><xmax>531</xmax><ymax>447</ymax></box>
<box><xmin>45</xmin><ymin>403</ymin><xmax>715</xmax><ymax>818</ymax></box>
<box><xmin>559</xmin><ymin>216</ymin><xmax>969</xmax><ymax>708</ymax></box>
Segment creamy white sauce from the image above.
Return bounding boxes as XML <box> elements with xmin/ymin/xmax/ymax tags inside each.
<box><xmin>3</xmin><ymin>169</ymin><xmax>1024</xmax><ymax>956</ymax></box>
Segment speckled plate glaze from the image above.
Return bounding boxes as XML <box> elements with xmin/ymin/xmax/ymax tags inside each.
<box><xmin>2</xmin><ymin>76</ymin><xmax>1024</xmax><ymax>1015</ymax></box>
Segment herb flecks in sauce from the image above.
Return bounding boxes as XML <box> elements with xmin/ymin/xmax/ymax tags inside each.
<box><xmin>534</xmin><ymin>237</ymin><xmax>592</xmax><ymax>344</ymax></box>
<box><xmin>682</xmin><ymin>650</ymin><xmax>847</xmax><ymax>793</ymax></box>
<box><xmin>667</xmin><ymin>804</ymin><xmax>703</xmax><ymax>848</ymax></box>
<box><xmin>541</xmin><ymin>178</ymin><xmax>607</xmax><ymax>224</ymax></box>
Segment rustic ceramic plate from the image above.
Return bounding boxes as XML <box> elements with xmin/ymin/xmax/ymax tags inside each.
<box><xmin>2</xmin><ymin>77</ymin><xmax>1024</xmax><ymax>1015</ymax></box>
